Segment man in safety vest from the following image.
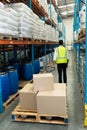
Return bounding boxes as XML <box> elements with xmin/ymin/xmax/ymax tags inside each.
<box><xmin>54</xmin><ymin>40</ymin><xmax>68</xmax><ymax>83</ymax></box>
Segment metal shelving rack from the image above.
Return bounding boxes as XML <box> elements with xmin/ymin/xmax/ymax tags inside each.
<box><xmin>73</xmin><ymin>0</ymin><xmax>87</xmax><ymax>126</ymax></box>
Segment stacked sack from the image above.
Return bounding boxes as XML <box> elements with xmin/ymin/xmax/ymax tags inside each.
<box><xmin>38</xmin><ymin>0</ymin><xmax>49</xmax><ymax>14</ymax></box>
<box><xmin>0</xmin><ymin>2</ymin><xmax>19</xmax><ymax>36</ymax></box>
<box><xmin>78</xmin><ymin>5</ymin><xmax>86</xmax><ymax>40</ymax></box>
<box><xmin>9</xmin><ymin>3</ymin><xmax>34</xmax><ymax>38</ymax></box>
<box><xmin>45</xmin><ymin>25</ymin><xmax>59</xmax><ymax>42</ymax></box>
<box><xmin>52</xmin><ymin>27</ymin><xmax>59</xmax><ymax>42</ymax></box>
<box><xmin>0</xmin><ymin>2</ymin><xmax>7</xmax><ymax>35</ymax></box>
<box><xmin>48</xmin><ymin>4</ymin><xmax>57</xmax><ymax>24</ymax></box>
<box><xmin>79</xmin><ymin>5</ymin><xmax>86</xmax><ymax>29</ymax></box>
<box><xmin>4</xmin><ymin>7</ymin><xmax>18</xmax><ymax>36</ymax></box>
<box><xmin>32</xmin><ymin>13</ymin><xmax>46</xmax><ymax>40</ymax></box>
<box><xmin>0</xmin><ymin>2</ymin><xmax>58</xmax><ymax>42</ymax></box>
<box><xmin>0</xmin><ymin>2</ymin><xmax>18</xmax><ymax>36</ymax></box>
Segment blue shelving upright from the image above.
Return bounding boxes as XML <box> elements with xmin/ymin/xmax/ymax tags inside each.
<box><xmin>73</xmin><ymin>0</ymin><xmax>87</xmax><ymax>126</ymax></box>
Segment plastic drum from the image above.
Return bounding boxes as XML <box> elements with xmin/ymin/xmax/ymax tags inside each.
<box><xmin>33</xmin><ymin>60</ymin><xmax>40</xmax><ymax>74</ymax></box>
<box><xmin>39</xmin><ymin>57</ymin><xmax>43</xmax><ymax>70</ymax></box>
<box><xmin>22</xmin><ymin>63</ymin><xmax>33</xmax><ymax>80</ymax></box>
<box><xmin>8</xmin><ymin>69</ymin><xmax>18</xmax><ymax>95</ymax></box>
<box><xmin>0</xmin><ymin>72</ymin><xmax>10</xmax><ymax>102</ymax></box>
<box><xmin>14</xmin><ymin>63</ymin><xmax>21</xmax><ymax>79</ymax></box>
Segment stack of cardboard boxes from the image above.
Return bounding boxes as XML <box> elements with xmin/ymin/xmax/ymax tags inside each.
<box><xmin>19</xmin><ymin>73</ymin><xmax>67</xmax><ymax>116</ymax></box>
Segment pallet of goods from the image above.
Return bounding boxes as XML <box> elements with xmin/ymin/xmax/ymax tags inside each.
<box><xmin>11</xmin><ymin>73</ymin><xmax>68</xmax><ymax>125</ymax></box>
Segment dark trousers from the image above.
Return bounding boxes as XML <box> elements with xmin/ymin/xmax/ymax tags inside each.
<box><xmin>57</xmin><ymin>63</ymin><xmax>67</xmax><ymax>83</ymax></box>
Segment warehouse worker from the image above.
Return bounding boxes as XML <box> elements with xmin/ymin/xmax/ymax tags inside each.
<box><xmin>53</xmin><ymin>40</ymin><xmax>68</xmax><ymax>83</ymax></box>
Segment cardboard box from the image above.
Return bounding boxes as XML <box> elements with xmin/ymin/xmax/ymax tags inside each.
<box><xmin>54</xmin><ymin>83</ymin><xmax>66</xmax><ymax>91</ymax></box>
<box><xmin>19</xmin><ymin>83</ymin><xmax>38</xmax><ymax>111</ymax></box>
<box><xmin>33</xmin><ymin>73</ymin><xmax>54</xmax><ymax>92</ymax></box>
<box><xmin>37</xmin><ymin>87</ymin><xmax>66</xmax><ymax>116</ymax></box>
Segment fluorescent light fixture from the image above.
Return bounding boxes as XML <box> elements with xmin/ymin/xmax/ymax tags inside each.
<box><xmin>61</xmin><ymin>11</ymin><xmax>67</xmax><ymax>15</ymax></box>
<box><xmin>58</xmin><ymin>3</ymin><xmax>74</xmax><ymax>9</ymax></box>
<box><xmin>68</xmin><ymin>10</ymin><xmax>74</xmax><ymax>14</ymax></box>
<box><xmin>6</xmin><ymin>0</ymin><xmax>10</xmax><ymax>2</ymax></box>
<box><xmin>61</xmin><ymin>10</ymin><xmax>74</xmax><ymax>16</ymax></box>
<box><xmin>67</xmin><ymin>3</ymin><xmax>74</xmax><ymax>7</ymax></box>
<box><xmin>58</xmin><ymin>5</ymin><xmax>66</xmax><ymax>9</ymax></box>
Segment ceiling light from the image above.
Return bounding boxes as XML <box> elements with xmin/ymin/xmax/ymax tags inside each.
<box><xmin>68</xmin><ymin>10</ymin><xmax>74</xmax><ymax>14</ymax></box>
<box><xmin>61</xmin><ymin>12</ymin><xmax>67</xmax><ymax>15</ymax></box>
<box><xmin>6</xmin><ymin>0</ymin><xmax>10</xmax><ymax>2</ymax></box>
<box><xmin>58</xmin><ymin>3</ymin><xmax>74</xmax><ymax>9</ymax></box>
<box><xmin>67</xmin><ymin>3</ymin><xmax>74</xmax><ymax>7</ymax></box>
<box><xmin>58</xmin><ymin>5</ymin><xmax>66</xmax><ymax>9</ymax></box>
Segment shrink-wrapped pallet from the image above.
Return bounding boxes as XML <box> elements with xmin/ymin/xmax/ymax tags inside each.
<box><xmin>0</xmin><ymin>9</ymin><xmax>11</xmax><ymax>35</ymax></box>
<box><xmin>38</xmin><ymin>0</ymin><xmax>48</xmax><ymax>14</ymax></box>
<box><xmin>0</xmin><ymin>2</ymin><xmax>4</xmax><ymax>9</ymax></box>
<box><xmin>48</xmin><ymin>4</ymin><xmax>57</xmax><ymax>23</ymax></box>
<box><xmin>79</xmin><ymin>5</ymin><xmax>86</xmax><ymax>29</ymax></box>
<box><xmin>4</xmin><ymin>7</ymin><xmax>18</xmax><ymax>36</ymax></box>
<box><xmin>10</xmin><ymin>3</ymin><xmax>34</xmax><ymax>38</ymax></box>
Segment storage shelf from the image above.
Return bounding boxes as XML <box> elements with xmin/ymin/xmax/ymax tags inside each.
<box><xmin>32</xmin><ymin>0</ymin><xmax>56</xmax><ymax>27</ymax></box>
<box><xmin>32</xmin><ymin>0</ymin><xmax>48</xmax><ymax>18</ymax></box>
<box><xmin>47</xmin><ymin>0</ymin><xmax>57</xmax><ymax>8</ymax></box>
<box><xmin>0</xmin><ymin>39</ymin><xmax>58</xmax><ymax>45</ymax></box>
<box><xmin>74</xmin><ymin>37</ymin><xmax>85</xmax><ymax>44</ymax></box>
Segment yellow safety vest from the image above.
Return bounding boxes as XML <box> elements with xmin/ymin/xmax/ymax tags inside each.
<box><xmin>56</xmin><ymin>46</ymin><xmax>68</xmax><ymax>64</ymax></box>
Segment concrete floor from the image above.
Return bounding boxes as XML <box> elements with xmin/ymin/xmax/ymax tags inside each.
<box><xmin>0</xmin><ymin>50</ymin><xmax>87</xmax><ymax>130</ymax></box>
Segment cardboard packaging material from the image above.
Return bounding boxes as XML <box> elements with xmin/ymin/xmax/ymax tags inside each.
<box><xmin>37</xmin><ymin>87</ymin><xmax>66</xmax><ymax>116</ymax></box>
<box><xmin>33</xmin><ymin>73</ymin><xmax>54</xmax><ymax>92</ymax></box>
<box><xmin>19</xmin><ymin>83</ymin><xmax>38</xmax><ymax>111</ymax></box>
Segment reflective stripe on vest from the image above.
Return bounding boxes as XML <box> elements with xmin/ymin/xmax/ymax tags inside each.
<box><xmin>56</xmin><ymin>46</ymin><xmax>67</xmax><ymax>64</ymax></box>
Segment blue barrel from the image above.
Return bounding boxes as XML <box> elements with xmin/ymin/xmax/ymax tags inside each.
<box><xmin>5</xmin><ymin>65</ymin><xmax>14</xmax><ymax>71</ymax></box>
<box><xmin>14</xmin><ymin>63</ymin><xmax>21</xmax><ymax>79</ymax></box>
<box><xmin>22</xmin><ymin>63</ymin><xmax>33</xmax><ymax>80</ymax></box>
<box><xmin>33</xmin><ymin>60</ymin><xmax>40</xmax><ymax>74</ymax></box>
<box><xmin>39</xmin><ymin>57</ymin><xmax>43</xmax><ymax>70</ymax></box>
<box><xmin>8</xmin><ymin>69</ymin><xmax>18</xmax><ymax>95</ymax></box>
<box><xmin>0</xmin><ymin>72</ymin><xmax>10</xmax><ymax>102</ymax></box>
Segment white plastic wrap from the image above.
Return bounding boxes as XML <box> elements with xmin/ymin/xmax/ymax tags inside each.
<box><xmin>0</xmin><ymin>28</ymin><xmax>6</xmax><ymax>34</ymax></box>
<box><xmin>4</xmin><ymin>7</ymin><xmax>18</xmax><ymax>36</ymax></box>
<box><xmin>0</xmin><ymin>9</ymin><xmax>8</xmax><ymax>17</ymax></box>
<box><xmin>5</xmin><ymin>7</ymin><xmax>18</xmax><ymax>16</ymax></box>
<box><xmin>11</xmin><ymin>3</ymin><xmax>33</xmax><ymax>16</ymax></box>
<box><xmin>0</xmin><ymin>22</ymin><xmax>8</xmax><ymax>28</ymax></box>
<box><xmin>0</xmin><ymin>2</ymin><xmax>5</xmax><ymax>9</ymax></box>
<box><xmin>8</xmin><ymin>3</ymin><xmax>34</xmax><ymax>38</ymax></box>
<box><xmin>4</xmin><ymin>2</ymin><xmax>57</xmax><ymax>41</ymax></box>
<box><xmin>38</xmin><ymin>0</ymin><xmax>48</xmax><ymax>14</ymax></box>
<box><xmin>0</xmin><ymin>15</ymin><xmax>7</xmax><ymax>22</ymax></box>
<box><xmin>79</xmin><ymin>5</ymin><xmax>86</xmax><ymax>28</ymax></box>
<box><xmin>7</xmin><ymin>18</ymin><xmax>18</xmax><ymax>26</ymax></box>
<box><xmin>74</xmin><ymin>31</ymin><xmax>78</xmax><ymax>41</ymax></box>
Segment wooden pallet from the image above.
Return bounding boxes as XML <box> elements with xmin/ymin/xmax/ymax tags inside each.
<box><xmin>78</xmin><ymin>28</ymin><xmax>86</xmax><ymax>40</ymax></box>
<box><xmin>0</xmin><ymin>35</ymin><xmax>19</xmax><ymax>40</ymax></box>
<box><xmin>35</xmin><ymin>0</ymin><xmax>45</xmax><ymax>10</ymax></box>
<box><xmin>19</xmin><ymin>37</ymin><xmax>33</xmax><ymax>41</ymax></box>
<box><xmin>11</xmin><ymin>104</ymin><xmax>68</xmax><ymax>125</ymax></box>
<box><xmin>32</xmin><ymin>38</ymin><xmax>45</xmax><ymax>42</ymax></box>
<box><xmin>3</xmin><ymin>92</ymin><xmax>19</xmax><ymax>109</ymax></box>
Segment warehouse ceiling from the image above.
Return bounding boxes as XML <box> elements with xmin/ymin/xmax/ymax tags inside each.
<box><xmin>57</xmin><ymin>0</ymin><xmax>74</xmax><ymax>18</ymax></box>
